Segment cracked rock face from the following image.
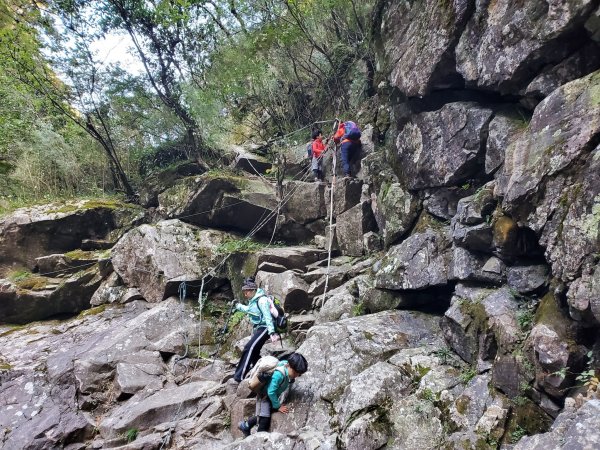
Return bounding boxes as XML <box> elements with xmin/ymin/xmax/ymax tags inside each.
<box><xmin>375</xmin><ymin>228</ymin><xmax>452</xmax><ymax>291</ymax></box>
<box><xmin>396</xmin><ymin>103</ymin><xmax>493</xmax><ymax>190</ymax></box>
<box><xmin>456</xmin><ymin>0</ymin><xmax>597</xmax><ymax>92</ymax></box>
<box><xmin>380</xmin><ymin>0</ymin><xmax>471</xmax><ymax>96</ymax></box>
<box><xmin>111</xmin><ymin>220</ymin><xmax>233</xmax><ymax>303</ymax></box>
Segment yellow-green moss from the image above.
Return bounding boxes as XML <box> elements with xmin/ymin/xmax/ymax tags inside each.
<box><xmin>77</xmin><ymin>305</ymin><xmax>106</xmax><ymax>318</ymax></box>
<box><xmin>16</xmin><ymin>276</ymin><xmax>50</xmax><ymax>291</ymax></box>
<box><xmin>64</xmin><ymin>249</ymin><xmax>110</xmax><ymax>260</ymax></box>
<box><xmin>0</xmin><ymin>325</ymin><xmax>27</xmax><ymax>337</ymax></box>
<box><xmin>454</xmin><ymin>395</ymin><xmax>470</xmax><ymax>415</ymax></box>
<box><xmin>413</xmin><ymin>211</ymin><xmax>448</xmax><ymax>233</ymax></box>
<box><xmin>7</xmin><ymin>269</ymin><xmax>32</xmax><ymax>283</ymax></box>
<box><xmin>46</xmin><ymin>198</ymin><xmax>136</xmax><ymax>214</ymax></box>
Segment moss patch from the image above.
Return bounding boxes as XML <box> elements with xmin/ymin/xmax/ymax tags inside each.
<box><xmin>16</xmin><ymin>275</ymin><xmax>51</xmax><ymax>291</ymax></box>
<box><xmin>77</xmin><ymin>305</ymin><xmax>107</xmax><ymax>318</ymax></box>
<box><xmin>45</xmin><ymin>198</ymin><xmax>136</xmax><ymax>214</ymax></box>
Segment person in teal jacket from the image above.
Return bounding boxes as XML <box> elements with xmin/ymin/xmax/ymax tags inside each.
<box><xmin>238</xmin><ymin>353</ymin><xmax>308</xmax><ymax>435</ymax></box>
<box><xmin>233</xmin><ymin>278</ymin><xmax>279</xmax><ymax>382</ymax></box>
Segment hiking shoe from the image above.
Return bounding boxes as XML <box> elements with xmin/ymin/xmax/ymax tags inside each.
<box><xmin>238</xmin><ymin>420</ymin><xmax>251</xmax><ymax>437</ymax></box>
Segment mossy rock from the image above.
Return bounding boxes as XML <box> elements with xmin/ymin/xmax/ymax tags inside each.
<box><xmin>45</xmin><ymin>198</ymin><xmax>137</xmax><ymax>214</ymax></box>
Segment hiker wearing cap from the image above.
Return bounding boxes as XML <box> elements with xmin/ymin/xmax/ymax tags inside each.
<box><xmin>238</xmin><ymin>352</ymin><xmax>308</xmax><ymax>436</ymax></box>
<box><xmin>233</xmin><ymin>278</ymin><xmax>279</xmax><ymax>382</ymax></box>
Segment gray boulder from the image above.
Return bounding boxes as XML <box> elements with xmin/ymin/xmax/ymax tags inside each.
<box><xmin>423</xmin><ymin>187</ymin><xmax>471</xmax><ymax>220</ymax></box>
<box><xmin>0</xmin><ymin>267</ymin><xmax>104</xmax><ymax>324</ymax></box>
<box><xmin>282</xmin><ymin>180</ymin><xmax>327</xmax><ymax>223</ymax></box>
<box><xmin>526</xmin><ymin>293</ymin><xmax>584</xmax><ymax>398</ymax></box>
<box><xmin>456</xmin><ymin>0</ymin><xmax>597</xmax><ymax>92</ymax></box>
<box><xmin>449</xmin><ymin>247</ymin><xmax>505</xmax><ymax>285</ymax></box>
<box><xmin>111</xmin><ymin>220</ymin><xmax>233</xmax><ymax>303</ymax></box>
<box><xmin>138</xmin><ymin>160</ymin><xmax>206</xmax><ymax>208</ymax></box>
<box><xmin>255</xmin><ymin>246</ymin><xmax>328</xmax><ymax>273</ymax></box>
<box><xmin>523</xmin><ymin>42</ymin><xmax>600</xmax><ymax>102</ymax></box>
<box><xmin>454</xmin><ymin>184</ymin><xmax>497</xmax><ymax>225</ymax></box>
<box><xmin>396</xmin><ymin>103</ymin><xmax>493</xmax><ymax>189</ymax></box>
<box><xmin>335</xmin><ymin>201</ymin><xmax>378</xmax><ymax>257</ymax></box>
<box><xmin>0</xmin><ymin>199</ymin><xmax>143</xmax><ymax>275</ymax></box>
<box><xmin>514</xmin><ymin>399</ymin><xmax>600</xmax><ymax>450</ymax></box>
<box><xmin>375</xmin><ymin>228</ymin><xmax>451</xmax><ymax>291</ymax></box>
<box><xmin>255</xmin><ymin>270</ymin><xmax>310</xmax><ymax>313</ymax></box>
<box><xmin>507</xmin><ymin>264</ymin><xmax>549</xmax><ymax>294</ymax></box>
<box><xmin>158</xmin><ymin>173</ymin><xmax>281</xmax><ymax>238</ymax></box>
<box><xmin>373</xmin><ymin>181</ymin><xmax>421</xmax><ymax>247</ymax></box>
<box><xmin>441</xmin><ymin>284</ymin><xmax>520</xmax><ymax>364</ymax></box>
<box><xmin>99</xmin><ymin>381</ymin><xmax>220</xmax><ymax>438</ymax></box>
<box><xmin>566</xmin><ymin>265</ymin><xmax>600</xmax><ymax>323</ymax></box>
<box><xmin>325</xmin><ymin>178</ymin><xmax>363</xmax><ymax>217</ymax></box>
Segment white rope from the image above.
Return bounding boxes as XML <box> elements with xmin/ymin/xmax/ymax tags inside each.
<box><xmin>321</xmin><ymin>120</ymin><xmax>340</xmax><ymax>309</ymax></box>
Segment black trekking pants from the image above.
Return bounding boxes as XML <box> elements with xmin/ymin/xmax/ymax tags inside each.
<box><xmin>234</xmin><ymin>326</ymin><xmax>269</xmax><ymax>382</ymax></box>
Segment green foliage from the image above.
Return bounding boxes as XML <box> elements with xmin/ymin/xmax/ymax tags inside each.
<box><xmin>510</xmin><ymin>425</ymin><xmax>527</xmax><ymax>443</ymax></box>
<box><xmin>433</xmin><ymin>347</ymin><xmax>454</xmax><ymax>365</ymax></box>
<box><xmin>576</xmin><ymin>351</ymin><xmax>597</xmax><ymax>386</ymax></box>
<box><xmin>352</xmin><ymin>302</ymin><xmax>365</xmax><ymax>316</ymax></box>
<box><xmin>125</xmin><ymin>428</ymin><xmax>138</xmax><ymax>443</ymax></box>
<box><xmin>517</xmin><ymin>309</ymin><xmax>535</xmax><ymax>332</ymax></box>
<box><xmin>459</xmin><ymin>367</ymin><xmax>477</xmax><ymax>384</ymax></box>
<box><xmin>215</xmin><ymin>238</ymin><xmax>266</xmax><ymax>255</ymax></box>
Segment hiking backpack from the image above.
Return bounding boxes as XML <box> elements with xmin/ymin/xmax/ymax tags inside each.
<box><xmin>245</xmin><ymin>355</ymin><xmax>286</xmax><ymax>393</ymax></box>
<box><xmin>343</xmin><ymin>121</ymin><xmax>361</xmax><ymax>140</ymax></box>
<box><xmin>267</xmin><ymin>295</ymin><xmax>288</xmax><ymax>334</ymax></box>
<box><xmin>306</xmin><ymin>141</ymin><xmax>313</xmax><ymax>158</ymax></box>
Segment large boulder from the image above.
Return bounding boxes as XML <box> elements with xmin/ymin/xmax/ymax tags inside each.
<box><xmin>396</xmin><ymin>103</ymin><xmax>493</xmax><ymax>190</ymax></box>
<box><xmin>513</xmin><ymin>399</ymin><xmax>600</xmax><ymax>450</ymax></box>
<box><xmin>373</xmin><ymin>181</ymin><xmax>422</xmax><ymax>247</ymax></box>
<box><xmin>486</xmin><ymin>113</ymin><xmax>524</xmax><ymax>175</ymax></box>
<box><xmin>566</xmin><ymin>264</ymin><xmax>600</xmax><ymax>323</ymax></box>
<box><xmin>99</xmin><ymin>381</ymin><xmax>221</xmax><ymax>438</ymax></box>
<box><xmin>282</xmin><ymin>181</ymin><xmax>327</xmax><ymax>223</ymax></box>
<box><xmin>525</xmin><ymin>292</ymin><xmax>585</xmax><ymax>398</ymax></box>
<box><xmin>158</xmin><ymin>173</ymin><xmax>281</xmax><ymax>238</ymax></box>
<box><xmin>375</xmin><ymin>227</ymin><xmax>451</xmax><ymax>291</ymax></box>
<box><xmin>111</xmin><ymin>220</ymin><xmax>233</xmax><ymax>303</ymax></box>
<box><xmin>441</xmin><ymin>284</ymin><xmax>520</xmax><ymax>365</ymax></box>
<box><xmin>0</xmin><ymin>300</ymin><xmax>150</xmax><ymax>449</ymax></box>
<box><xmin>279</xmin><ymin>309</ymin><xmax>442</xmax><ymax>439</ymax></box>
<box><xmin>0</xmin><ymin>266</ymin><xmax>104</xmax><ymax>324</ymax></box>
<box><xmin>498</xmin><ymin>70</ymin><xmax>600</xmax><ymax>282</ymax></box>
<box><xmin>379</xmin><ymin>0</ymin><xmax>472</xmax><ymax>96</ymax></box>
<box><xmin>138</xmin><ymin>160</ymin><xmax>206</xmax><ymax>208</ymax></box>
<box><xmin>73</xmin><ymin>298</ymin><xmax>198</xmax><ymax>401</ymax></box>
<box><xmin>456</xmin><ymin>0</ymin><xmax>597</xmax><ymax>92</ymax></box>
<box><xmin>255</xmin><ymin>270</ymin><xmax>311</xmax><ymax>313</ymax></box>
<box><xmin>335</xmin><ymin>201</ymin><xmax>378</xmax><ymax>257</ymax></box>
<box><xmin>0</xmin><ymin>199</ymin><xmax>143</xmax><ymax>275</ymax></box>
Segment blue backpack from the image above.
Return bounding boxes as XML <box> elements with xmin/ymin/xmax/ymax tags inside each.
<box><xmin>306</xmin><ymin>141</ymin><xmax>313</xmax><ymax>158</ymax></box>
<box><xmin>343</xmin><ymin>121</ymin><xmax>361</xmax><ymax>140</ymax></box>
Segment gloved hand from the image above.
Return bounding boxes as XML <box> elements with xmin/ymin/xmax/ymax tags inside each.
<box><xmin>270</xmin><ymin>334</ymin><xmax>280</xmax><ymax>344</ymax></box>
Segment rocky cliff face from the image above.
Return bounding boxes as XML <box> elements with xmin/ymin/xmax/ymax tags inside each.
<box><xmin>1</xmin><ymin>1</ymin><xmax>600</xmax><ymax>449</ymax></box>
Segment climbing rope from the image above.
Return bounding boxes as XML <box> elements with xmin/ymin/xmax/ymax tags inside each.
<box><xmin>320</xmin><ymin>119</ymin><xmax>340</xmax><ymax>309</ymax></box>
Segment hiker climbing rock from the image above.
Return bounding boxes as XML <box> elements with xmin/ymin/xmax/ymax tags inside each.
<box><xmin>233</xmin><ymin>277</ymin><xmax>280</xmax><ymax>382</ymax></box>
<box><xmin>238</xmin><ymin>352</ymin><xmax>308</xmax><ymax>436</ymax></box>
<box><xmin>333</xmin><ymin>120</ymin><xmax>362</xmax><ymax>178</ymax></box>
<box><xmin>310</xmin><ymin>129</ymin><xmax>328</xmax><ymax>182</ymax></box>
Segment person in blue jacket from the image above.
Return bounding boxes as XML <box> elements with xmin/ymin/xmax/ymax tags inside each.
<box><xmin>233</xmin><ymin>278</ymin><xmax>279</xmax><ymax>382</ymax></box>
<box><xmin>238</xmin><ymin>353</ymin><xmax>308</xmax><ymax>435</ymax></box>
